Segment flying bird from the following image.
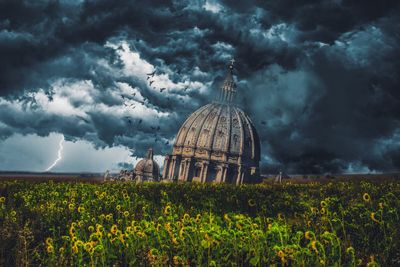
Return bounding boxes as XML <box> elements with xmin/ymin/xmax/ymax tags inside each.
<box><xmin>160</xmin><ymin>88</ymin><xmax>166</xmax><ymax>92</ymax></box>
<box><xmin>125</xmin><ymin>116</ymin><xmax>133</xmax><ymax>124</ymax></box>
<box><xmin>147</xmin><ymin>70</ymin><xmax>156</xmax><ymax>76</ymax></box>
<box><xmin>149</xmin><ymin>80</ymin><xmax>154</xmax><ymax>86</ymax></box>
<box><xmin>76</xmin><ymin>115</ymin><xmax>89</xmax><ymax>124</ymax></box>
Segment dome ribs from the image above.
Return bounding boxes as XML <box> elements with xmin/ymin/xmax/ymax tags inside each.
<box><xmin>241</xmin><ymin>111</ymin><xmax>256</xmax><ymax>161</ymax></box>
<box><xmin>175</xmin><ymin>104</ymin><xmax>210</xmax><ymax>148</ymax></box>
<box><xmin>198</xmin><ymin>104</ymin><xmax>224</xmax><ymax>152</ymax></box>
<box><xmin>187</xmin><ymin>104</ymin><xmax>218</xmax><ymax>150</ymax></box>
<box><xmin>211</xmin><ymin>104</ymin><xmax>229</xmax><ymax>153</ymax></box>
<box><xmin>230</xmin><ymin>107</ymin><xmax>243</xmax><ymax>156</ymax></box>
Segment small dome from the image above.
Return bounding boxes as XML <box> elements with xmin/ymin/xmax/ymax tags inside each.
<box><xmin>174</xmin><ymin>103</ymin><xmax>260</xmax><ymax>163</ymax></box>
<box><xmin>134</xmin><ymin>148</ymin><xmax>160</xmax><ymax>181</ymax></box>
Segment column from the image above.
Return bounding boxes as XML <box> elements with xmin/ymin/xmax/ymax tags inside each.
<box><xmin>215</xmin><ymin>167</ymin><xmax>221</xmax><ymax>183</ymax></box>
<box><xmin>172</xmin><ymin>158</ymin><xmax>178</xmax><ymax>181</ymax></box>
<box><xmin>198</xmin><ymin>162</ymin><xmax>204</xmax><ymax>180</ymax></box>
<box><xmin>168</xmin><ymin>158</ymin><xmax>175</xmax><ymax>181</ymax></box>
<box><xmin>178</xmin><ymin>161</ymin><xmax>185</xmax><ymax>181</ymax></box>
<box><xmin>222</xmin><ymin>166</ymin><xmax>228</xmax><ymax>182</ymax></box>
<box><xmin>167</xmin><ymin>159</ymin><xmax>172</xmax><ymax>180</ymax></box>
<box><xmin>214</xmin><ymin>167</ymin><xmax>220</xmax><ymax>183</ymax></box>
<box><xmin>184</xmin><ymin>159</ymin><xmax>192</xmax><ymax>181</ymax></box>
<box><xmin>236</xmin><ymin>165</ymin><xmax>242</xmax><ymax>185</ymax></box>
<box><xmin>202</xmin><ymin>162</ymin><xmax>208</xmax><ymax>183</ymax></box>
<box><xmin>162</xmin><ymin>157</ymin><xmax>169</xmax><ymax>180</ymax></box>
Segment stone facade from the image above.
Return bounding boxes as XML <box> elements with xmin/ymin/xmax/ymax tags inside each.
<box><xmin>162</xmin><ymin>62</ymin><xmax>261</xmax><ymax>184</ymax></box>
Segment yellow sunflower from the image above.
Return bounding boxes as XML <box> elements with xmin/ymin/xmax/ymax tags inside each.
<box><xmin>46</xmin><ymin>245</ymin><xmax>54</xmax><ymax>253</ymax></box>
<box><xmin>363</xmin><ymin>193</ymin><xmax>371</xmax><ymax>202</ymax></box>
<box><xmin>248</xmin><ymin>199</ymin><xmax>256</xmax><ymax>207</ymax></box>
<box><xmin>110</xmin><ymin>224</ymin><xmax>118</xmax><ymax>235</ymax></box>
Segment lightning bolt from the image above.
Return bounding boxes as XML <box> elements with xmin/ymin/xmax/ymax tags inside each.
<box><xmin>45</xmin><ymin>135</ymin><xmax>65</xmax><ymax>172</ymax></box>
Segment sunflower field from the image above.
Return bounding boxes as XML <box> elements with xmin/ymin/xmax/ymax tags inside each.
<box><xmin>0</xmin><ymin>180</ymin><xmax>399</xmax><ymax>266</ymax></box>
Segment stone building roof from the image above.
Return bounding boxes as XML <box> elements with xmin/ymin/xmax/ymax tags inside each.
<box><xmin>173</xmin><ymin>103</ymin><xmax>260</xmax><ymax>164</ymax></box>
<box><xmin>163</xmin><ymin>59</ymin><xmax>261</xmax><ymax>184</ymax></box>
<box><xmin>134</xmin><ymin>148</ymin><xmax>160</xmax><ymax>180</ymax></box>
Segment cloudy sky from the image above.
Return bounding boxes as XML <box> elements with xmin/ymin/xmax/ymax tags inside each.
<box><xmin>0</xmin><ymin>0</ymin><xmax>399</xmax><ymax>174</ymax></box>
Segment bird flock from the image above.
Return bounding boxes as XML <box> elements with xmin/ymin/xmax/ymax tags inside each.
<box><xmin>146</xmin><ymin>70</ymin><xmax>168</xmax><ymax>93</ymax></box>
<box><xmin>120</xmin><ymin>68</ymin><xmax>178</xmax><ymax>146</ymax></box>
<box><xmin>74</xmin><ymin>65</ymin><xmax>267</xmax><ymax>145</ymax></box>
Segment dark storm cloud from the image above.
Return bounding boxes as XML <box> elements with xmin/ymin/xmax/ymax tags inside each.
<box><xmin>0</xmin><ymin>0</ymin><xmax>399</xmax><ymax>173</ymax></box>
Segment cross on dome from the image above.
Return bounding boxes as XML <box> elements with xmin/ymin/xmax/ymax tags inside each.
<box><xmin>229</xmin><ymin>58</ymin><xmax>235</xmax><ymax>69</ymax></box>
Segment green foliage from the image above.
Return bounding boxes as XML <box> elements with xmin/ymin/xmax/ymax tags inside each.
<box><xmin>0</xmin><ymin>180</ymin><xmax>399</xmax><ymax>266</ymax></box>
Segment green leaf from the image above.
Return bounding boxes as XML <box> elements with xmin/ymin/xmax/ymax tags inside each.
<box><xmin>201</xmin><ymin>240</ymin><xmax>210</xmax><ymax>248</ymax></box>
<box><xmin>250</xmin><ymin>256</ymin><xmax>260</xmax><ymax>266</ymax></box>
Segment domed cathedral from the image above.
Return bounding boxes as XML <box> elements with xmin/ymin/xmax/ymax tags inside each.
<box><xmin>134</xmin><ymin>148</ymin><xmax>160</xmax><ymax>182</ymax></box>
<box><xmin>162</xmin><ymin>60</ymin><xmax>261</xmax><ymax>184</ymax></box>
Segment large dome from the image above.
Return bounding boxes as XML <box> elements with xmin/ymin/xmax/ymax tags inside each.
<box><xmin>162</xmin><ymin>60</ymin><xmax>261</xmax><ymax>184</ymax></box>
<box><xmin>134</xmin><ymin>148</ymin><xmax>160</xmax><ymax>182</ymax></box>
<box><xmin>174</xmin><ymin>103</ymin><xmax>260</xmax><ymax>163</ymax></box>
